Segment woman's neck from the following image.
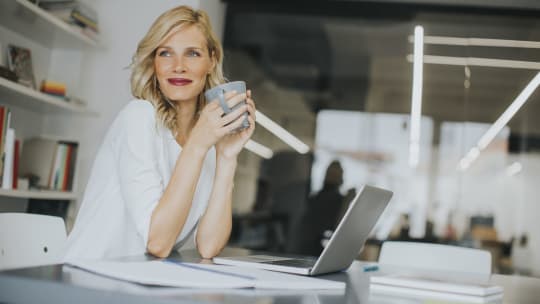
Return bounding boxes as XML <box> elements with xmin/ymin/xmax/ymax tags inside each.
<box><xmin>174</xmin><ymin>99</ymin><xmax>197</xmax><ymax>146</ymax></box>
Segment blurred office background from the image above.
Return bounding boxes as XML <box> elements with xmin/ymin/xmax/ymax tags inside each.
<box><xmin>220</xmin><ymin>0</ymin><xmax>540</xmax><ymax>277</ymax></box>
<box><xmin>1</xmin><ymin>0</ymin><xmax>538</xmax><ymax>278</ymax></box>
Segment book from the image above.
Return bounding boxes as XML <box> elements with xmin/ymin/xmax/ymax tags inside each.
<box><xmin>40</xmin><ymin>80</ymin><xmax>67</xmax><ymax>97</ymax></box>
<box><xmin>19</xmin><ymin>138</ymin><xmax>78</xmax><ymax>191</ymax></box>
<box><xmin>39</xmin><ymin>0</ymin><xmax>99</xmax><ymax>33</ymax></box>
<box><xmin>370</xmin><ymin>273</ymin><xmax>503</xmax><ymax>303</ymax></box>
<box><xmin>13</xmin><ymin>139</ymin><xmax>20</xmax><ymax>189</ymax></box>
<box><xmin>7</xmin><ymin>45</ymin><xmax>37</xmax><ymax>89</ymax></box>
<box><xmin>67</xmin><ymin>260</ymin><xmax>345</xmax><ymax>290</ymax></box>
<box><xmin>2</xmin><ymin>128</ymin><xmax>15</xmax><ymax>189</ymax></box>
<box><xmin>0</xmin><ymin>107</ymin><xmax>11</xmax><ymax>186</ymax></box>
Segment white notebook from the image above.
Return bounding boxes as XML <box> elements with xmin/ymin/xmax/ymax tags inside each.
<box><xmin>370</xmin><ymin>274</ymin><xmax>503</xmax><ymax>303</ymax></box>
<box><xmin>67</xmin><ymin>260</ymin><xmax>345</xmax><ymax>290</ymax></box>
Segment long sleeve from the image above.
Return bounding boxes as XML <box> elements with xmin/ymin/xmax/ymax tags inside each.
<box><xmin>111</xmin><ymin>101</ymin><xmax>164</xmax><ymax>247</ymax></box>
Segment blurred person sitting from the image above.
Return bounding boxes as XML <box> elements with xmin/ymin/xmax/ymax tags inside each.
<box><xmin>289</xmin><ymin>160</ymin><xmax>353</xmax><ymax>256</ymax></box>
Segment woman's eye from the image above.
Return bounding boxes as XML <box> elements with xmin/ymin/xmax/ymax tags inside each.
<box><xmin>187</xmin><ymin>50</ymin><xmax>201</xmax><ymax>57</ymax></box>
<box><xmin>158</xmin><ymin>50</ymin><xmax>171</xmax><ymax>57</ymax></box>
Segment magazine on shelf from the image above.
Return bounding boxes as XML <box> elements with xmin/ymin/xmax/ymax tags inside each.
<box><xmin>7</xmin><ymin>45</ymin><xmax>36</xmax><ymax>89</ymax></box>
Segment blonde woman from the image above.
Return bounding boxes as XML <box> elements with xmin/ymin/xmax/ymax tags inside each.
<box><xmin>63</xmin><ymin>6</ymin><xmax>255</xmax><ymax>260</ymax></box>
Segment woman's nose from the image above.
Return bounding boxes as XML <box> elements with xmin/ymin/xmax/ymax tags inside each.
<box><xmin>173</xmin><ymin>57</ymin><xmax>186</xmax><ymax>73</ymax></box>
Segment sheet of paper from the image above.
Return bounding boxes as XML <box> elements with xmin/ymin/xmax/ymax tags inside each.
<box><xmin>67</xmin><ymin>260</ymin><xmax>345</xmax><ymax>290</ymax></box>
<box><xmin>67</xmin><ymin>260</ymin><xmax>252</xmax><ymax>289</ymax></box>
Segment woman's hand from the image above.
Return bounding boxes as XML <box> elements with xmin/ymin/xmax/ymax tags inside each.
<box><xmin>215</xmin><ymin>90</ymin><xmax>256</xmax><ymax>160</ymax></box>
<box><xmin>187</xmin><ymin>90</ymin><xmax>252</xmax><ymax>152</ymax></box>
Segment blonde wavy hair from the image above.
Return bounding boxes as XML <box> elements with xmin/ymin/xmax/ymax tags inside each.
<box><xmin>130</xmin><ymin>5</ymin><xmax>224</xmax><ymax>133</ymax></box>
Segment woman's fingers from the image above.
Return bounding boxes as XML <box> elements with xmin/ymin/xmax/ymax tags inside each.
<box><xmin>220</xmin><ymin>103</ymin><xmax>248</xmax><ymax>126</ymax></box>
<box><xmin>246</xmin><ymin>114</ymin><xmax>255</xmax><ymax>133</ymax></box>
<box><xmin>224</xmin><ymin>92</ymin><xmax>247</xmax><ymax>110</ymax></box>
<box><xmin>224</xmin><ymin>112</ymin><xmax>248</xmax><ymax>134</ymax></box>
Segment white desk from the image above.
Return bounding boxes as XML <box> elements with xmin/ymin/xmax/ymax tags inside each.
<box><xmin>1</xmin><ymin>247</ymin><xmax>539</xmax><ymax>304</ymax></box>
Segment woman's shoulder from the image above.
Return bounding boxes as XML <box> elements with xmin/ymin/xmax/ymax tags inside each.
<box><xmin>109</xmin><ymin>99</ymin><xmax>158</xmax><ymax>134</ymax></box>
<box><xmin>119</xmin><ymin>99</ymin><xmax>156</xmax><ymax>119</ymax></box>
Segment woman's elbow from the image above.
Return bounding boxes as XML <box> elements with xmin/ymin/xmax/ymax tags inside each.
<box><xmin>197</xmin><ymin>243</ymin><xmax>221</xmax><ymax>259</ymax></box>
<box><xmin>147</xmin><ymin>239</ymin><xmax>172</xmax><ymax>258</ymax></box>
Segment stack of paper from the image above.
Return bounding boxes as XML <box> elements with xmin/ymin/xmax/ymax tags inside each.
<box><xmin>67</xmin><ymin>260</ymin><xmax>345</xmax><ymax>290</ymax></box>
<box><xmin>370</xmin><ymin>274</ymin><xmax>503</xmax><ymax>303</ymax></box>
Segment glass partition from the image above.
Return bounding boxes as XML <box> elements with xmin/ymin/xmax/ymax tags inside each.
<box><xmin>223</xmin><ymin>1</ymin><xmax>540</xmax><ymax>276</ymax></box>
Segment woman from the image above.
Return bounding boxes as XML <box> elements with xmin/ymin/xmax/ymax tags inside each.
<box><xmin>63</xmin><ymin>5</ymin><xmax>255</xmax><ymax>260</ymax></box>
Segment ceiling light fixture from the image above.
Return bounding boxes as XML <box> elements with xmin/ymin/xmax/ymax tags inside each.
<box><xmin>244</xmin><ymin>139</ymin><xmax>273</xmax><ymax>159</ymax></box>
<box><xmin>255</xmin><ymin>110</ymin><xmax>310</xmax><ymax>154</ymax></box>
<box><xmin>415</xmin><ymin>36</ymin><xmax>540</xmax><ymax>49</ymax></box>
<box><xmin>458</xmin><ymin>72</ymin><xmax>540</xmax><ymax>171</ymax></box>
<box><xmin>407</xmin><ymin>55</ymin><xmax>540</xmax><ymax>70</ymax></box>
<box><xmin>409</xmin><ymin>25</ymin><xmax>424</xmax><ymax>168</ymax></box>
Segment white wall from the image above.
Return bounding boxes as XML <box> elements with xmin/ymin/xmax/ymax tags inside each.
<box><xmin>41</xmin><ymin>0</ymin><xmax>226</xmax><ymax>229</ymax></box>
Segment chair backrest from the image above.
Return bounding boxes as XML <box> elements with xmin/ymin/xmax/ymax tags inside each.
<box><xmin>0</xmin><ymin>213</ymin><xmax>67</xmax><ymax>270</ymax></box>
<box><xmin>378</xmin><ymin>241</ymin><xmax>492</xmax><ymax>275</ymax></box>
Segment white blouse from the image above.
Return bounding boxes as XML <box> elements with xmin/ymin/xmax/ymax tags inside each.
<box><xmin>63</xmin><ymin>99</ymin><xmax>215</xmax><ymax>261</ymax></box>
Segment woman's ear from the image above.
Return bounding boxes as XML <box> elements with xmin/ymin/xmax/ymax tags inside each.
<box><xmin>209</xmin><ymin>51</ymin><xmax>217</xmax><ymax>74</ymax></box>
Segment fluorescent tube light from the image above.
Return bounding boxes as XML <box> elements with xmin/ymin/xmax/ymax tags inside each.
<box><xmin>407</xmin><ymin>55</ymin><xmax>540</xmax><ymax>70</ymax></box>
<box><xmin>458</xmin><ymin>72</ymin><xmax>540</xmax><ymax>171</ymax></box>
<box><xmin>255</xmin><ymin>110</ymin><xmax>310</xmax><ymax>154</ymax></box>
<box><xmin>409</xmin><ymin>25</ymin><xmax>424</xmax><ymax>168</ymax></box>
<box><xmin>416</xmin><ymin>36</ymin><xmax>540</xmax><ymax>49</ymax></box>
<box><xmin>478</xmin><ymin>72</ymin><xmax>540</xmax><ymax>149</ymax></box>
<box><xmin>244</xmin><ymin>140</ymin><xmax>273</xmax><ymax>159</ymax></box>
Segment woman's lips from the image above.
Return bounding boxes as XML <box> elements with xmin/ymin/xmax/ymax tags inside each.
<box><xmin>167</xmin><ymin>78</ymin><xmax>192</xmax><ymax>86</ymax></box>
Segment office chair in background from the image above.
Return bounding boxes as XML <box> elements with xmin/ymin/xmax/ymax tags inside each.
<box><xmin>0</xmin><ymin>212</ymin><xmax>67</xmax><ymax>270</ymax></box>
<box><xmin>378</xmin><ymin>241</ymin><xmax>492</xmax><ymax>275</ymax></box>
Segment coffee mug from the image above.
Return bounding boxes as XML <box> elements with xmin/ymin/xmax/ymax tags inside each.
<box><xmin>204</xmin><ymin>81</ymin><xmax>250</xmax><ymax>131</ymax></box>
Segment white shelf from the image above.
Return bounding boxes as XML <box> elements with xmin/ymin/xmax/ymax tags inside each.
<box><xmin>0</xmin><ymin>77</ymin><xmax>97</xmax><ymax>115</ymax></box>
<box><xmin>0</xmin><ymin>188</ymin><xmax>77</xmax><ymax>200</ymax></box>
<box><xmin>0</xmin><ymin>0</ymin><xmax>99</xmax><ymax>49</ymax></box>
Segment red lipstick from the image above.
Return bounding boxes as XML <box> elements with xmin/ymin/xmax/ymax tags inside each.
<box><xmin>168</xmin><ymin>78</ymin><xmax>192</xmax><ymax>86</ymax></box>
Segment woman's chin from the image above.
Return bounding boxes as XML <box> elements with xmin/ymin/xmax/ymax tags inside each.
<box><xmin>162</xmin><ymin>93</ymin><xmax>197</xmax><ymax>104</ymax></box>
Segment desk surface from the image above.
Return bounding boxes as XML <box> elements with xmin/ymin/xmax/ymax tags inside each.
<box><xmin>1</xmin><ymin>247</ymin><xmax>539</xmax><ymax>304</ymax></box>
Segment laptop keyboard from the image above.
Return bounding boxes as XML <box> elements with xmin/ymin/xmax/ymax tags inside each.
<box><xmin>262</xmin><ymin>258</ymin><xmax>317</xmax><ymax>268</ymax></box>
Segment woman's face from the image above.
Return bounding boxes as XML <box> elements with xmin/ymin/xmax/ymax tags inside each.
<box><xmin>154</xmin><ymin>25</ymin><xmax>214</xmax><ymax>105</ymax></box>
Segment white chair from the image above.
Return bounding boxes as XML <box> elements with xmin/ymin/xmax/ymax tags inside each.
<box><xmin>0</xmin><ymin>213</ymin><xmax>67</xmax><ymax>270</ymax></box>
<box><xmin>378</xmin><ymin>241</ymin><xmax>492</xmax><ymax>275</ymax></box>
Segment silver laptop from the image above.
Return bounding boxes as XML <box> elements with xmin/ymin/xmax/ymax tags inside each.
<box><xmin>213</xmin><ymin>184</ymin><xmax>393</xmax><ymax>276</ymax></box>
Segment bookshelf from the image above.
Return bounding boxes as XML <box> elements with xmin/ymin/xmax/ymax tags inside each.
<box><xmin>0</xmin><ymin>0</ymin><xmax>99</xmax><ymax>49</ymax></box>
<box><xmin>0</xmin><ymin>0</ymin><xmax>101</xmax><ymax>207</ymax></box>
<box><xmin>0</xmin><ymin>188</ymin><xmax>77</xmax><ymax>200</ymax></box>
<box><xmin>0</xmin><ymin>77</ymin><xmax>96</xmax><ymax>115</ymax></box>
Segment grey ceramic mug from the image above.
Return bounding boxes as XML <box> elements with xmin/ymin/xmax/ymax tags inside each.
<box><xmin>204</xmin><ymin>81</ymin><xmax>250</xmax><ymax>131</ymax></box>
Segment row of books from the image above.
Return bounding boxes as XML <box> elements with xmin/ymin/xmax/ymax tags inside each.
<box><xmin>20</xmin><ymin>138</ymin><xmax>78</xmax><ymax>191</ymax></box>
<box><xmin>37</xmin><ymin>0</ymin><xmax>100</xmax><ymax>40</ymax></box>
<box><xmin>0</xmin><ymin>105</ymin><xmax>78</xmax><ymax>191</ymax></box>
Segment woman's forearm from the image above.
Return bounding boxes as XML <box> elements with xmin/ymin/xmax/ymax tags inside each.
<box><xmin>196</xmin><ymin>156</ymin><xmax>236</xmax><ymax>258</ymax></box>
<box><xmin>147</xmin><ymin>144</ymin><xmax>207</xmax><ymax>257</ymax></box>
